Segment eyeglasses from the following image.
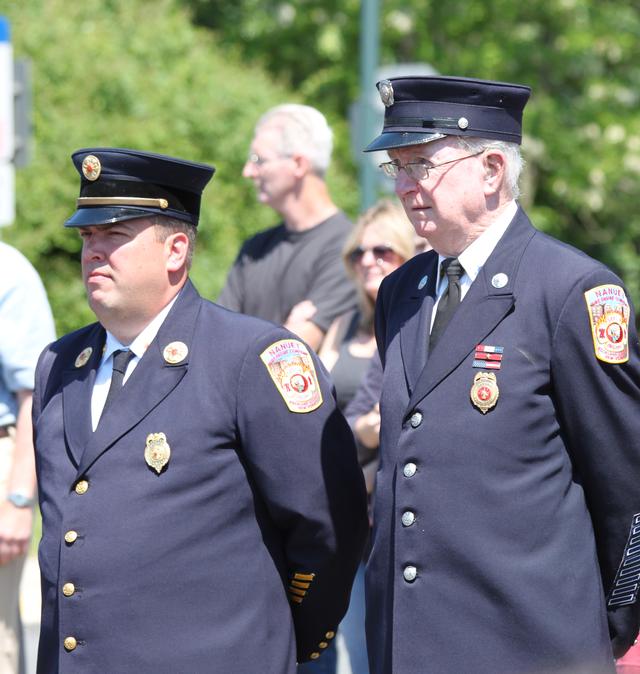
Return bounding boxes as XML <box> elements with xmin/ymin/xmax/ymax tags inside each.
<box><xmin>379</xmin><ymin>150</ymin><xmax>484</xmax><ymax>181</ymax></box>
<box><xmin>348</xmin><ymin>244</ymin><xmax>398</xmax><ymax>265</ymax></box>
<box><xmin>246</xmin><ymin>153</ymin><xmax>290</xmax><ymax>167</ymax></box>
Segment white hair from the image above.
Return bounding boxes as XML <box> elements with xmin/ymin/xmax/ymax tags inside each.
<box><xmin>456</xmin><ymin>137</ymin><xmax>524</xmax><ymax>199</ymax></box>
<box><xmin>256</xmin><ymin>104</ymin><xmax>333</xmax><ymax>177</ymax></box>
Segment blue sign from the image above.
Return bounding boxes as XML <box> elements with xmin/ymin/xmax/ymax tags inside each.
<box><xmin>0</xmin><ymin>17</ymin><xmax>9</xmax><ymax>43</ymax></box>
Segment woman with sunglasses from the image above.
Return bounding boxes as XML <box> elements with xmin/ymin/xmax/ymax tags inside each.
<box><xmin>317</xmin><ymin>199</ymin><xmax>415</xmax><ymax>674</ymax></box>
<box><xmin>319</xmin><ymin>200</ymin><xmax>414</xmax><ymax>401</ymax></box>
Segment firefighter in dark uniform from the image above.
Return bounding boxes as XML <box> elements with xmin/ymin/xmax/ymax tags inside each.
<box><xmin>32</xmin><ymin>148</ymin><xmax>368</xmax><ymax>673</ymax></box>
<box><xmin>362</xmin><ymin>77</ymin><xmax>640</xmax><ymax>674</ymax></box>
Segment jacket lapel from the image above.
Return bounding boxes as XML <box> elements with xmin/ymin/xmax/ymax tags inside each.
<box><xmin>398</xmin><ymin>253</ymin><xmax>438</xmax><ymax>395</ymax></box>
<box><xmin>62</xmin><ymin>325</ymin><xmax>105</xmax><ymax>465</ymax></box>
<box><xmin>407</xmin><ymin>208</ymin><xmax>536</xmax><ymax>412</ymax></box>
<box><xmin>75</xmin><ymin>281</ymin><xmax>202</xmax><ymax>478</ymax></box>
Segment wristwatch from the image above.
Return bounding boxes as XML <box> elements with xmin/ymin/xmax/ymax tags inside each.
<box><xmin>6</xmin><ymin>492</ymin><xmax>35</xmax><ymax>508</ymax></box>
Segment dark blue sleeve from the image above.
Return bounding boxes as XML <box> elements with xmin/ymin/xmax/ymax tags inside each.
<box><xmin>551</xmin><ymin>269</ymin><xmax>640</xmax><ymax>656</ymax></box>
<box><xmin>236</xmin><ymin>327</ymin><xmax>368</xmax><ymax>662</ymax></box>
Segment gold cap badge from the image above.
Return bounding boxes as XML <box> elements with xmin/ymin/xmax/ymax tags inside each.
<box><xmin>145</xmin><ymin>432</ymin><xmax>171</xmax><ymax>474</ymax></box>
<box><xmin>82</xmin><ymin>155</ymin><xmax>101</xmax><ymax>181</ymax></box>
<box><xmin>74</xmin><ymin>347</ymin><xmax>93</xmax><ymax>368</ymax></box>
<box><xmin>163</xmin><ymin>341</ymin><xmax>188</xmax><ymax>364</ymax></box>
<box><xmin>378</xmin><ymin>79</ymin><xmax>394</xmax><ymax>107</ymax></box>
<box><xmin>470</xmin><ymin>371</ymin><xmax>499</xmax><ymax>414</ymax></box>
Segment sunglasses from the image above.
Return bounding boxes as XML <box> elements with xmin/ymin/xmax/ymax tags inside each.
<box><xmin>348</xmin><ymin>244</ymin><xmax>397</xmax><ymax>265</ymax></box>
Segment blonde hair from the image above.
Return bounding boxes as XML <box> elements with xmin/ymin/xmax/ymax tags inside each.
<box><xmin>343</xmin><ymin>199</ymin><xmax>415</xmax><ymax>329</ymax></box>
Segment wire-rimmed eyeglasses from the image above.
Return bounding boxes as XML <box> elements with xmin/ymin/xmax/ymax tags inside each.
<box><xmin>379</xmin><ymin>150</ymin><xmax>484</xmax><ymax>181</ymax></box>
<box><xmin>246</xmin><ymin>152</ymin><xmax>290</xmax><ymax>167</ymax></box>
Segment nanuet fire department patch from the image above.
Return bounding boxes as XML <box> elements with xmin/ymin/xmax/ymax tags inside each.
<box><xmin>260</xmin><ymin>339</ymin><xmax>323</xmax><ymax>413</ymax></box>
<box><xmin>584</xmin><ymin>284</ymin><xmax>630</xmax><ymax>364</ymax></box>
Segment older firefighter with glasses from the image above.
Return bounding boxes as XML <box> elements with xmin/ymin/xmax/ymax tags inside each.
<box><xmin>363</xmin><ymin>75</ymin><xmax>640</xmax><ymax>674</ymax></box>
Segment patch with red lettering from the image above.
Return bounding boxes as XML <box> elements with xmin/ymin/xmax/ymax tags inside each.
<box><xmin>260</xmin><ymin>339</ymin><xmax>323</xmax><ymax>413</ymax></box>
<box><xmin>584</xmin><ymin>284</ymin><xmax>629</xmax><ymax>363</ymax></box>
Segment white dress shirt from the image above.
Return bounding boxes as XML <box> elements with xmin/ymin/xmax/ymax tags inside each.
<box><xmin>90</xmin><ymin>295</ymin><xmax>178</xmax><ymax>430</ymax></box>
<box><xmin>431</xmin><ymin>200</ymin><xmax>518</xmax><ymax>330</ymax></box>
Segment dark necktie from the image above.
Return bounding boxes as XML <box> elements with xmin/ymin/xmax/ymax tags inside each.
<box><xmin>101</xmin><ymin>349</ymin><xmax>134</xmax><ymax>416</ymax></box>
<box><xmin>429</xmin><ymin>257</ymin><xmax>464</xmax><ymax>349</ymax></box>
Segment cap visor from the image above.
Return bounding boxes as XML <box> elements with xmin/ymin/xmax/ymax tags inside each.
<box><xmin>364</xmin><ymin>131</ymin><xmax>447</xmax><ymax>153</ymax></box>
<box><xmin>64</xmin><ymin>206</ymin><xmax>196</xmax><ymax>228</ymax></box>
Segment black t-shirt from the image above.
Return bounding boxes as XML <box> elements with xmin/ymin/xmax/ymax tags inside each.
<box><xmin>217</xmin><ymin>211</ymin><xmax>357</xmax><ymax>332</ymax></box>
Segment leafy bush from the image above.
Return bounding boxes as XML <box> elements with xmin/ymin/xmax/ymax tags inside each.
<box><xmin>0</xmin><ymin>0</ymin><xmax>359</xmax><ymax>335</ymax></box>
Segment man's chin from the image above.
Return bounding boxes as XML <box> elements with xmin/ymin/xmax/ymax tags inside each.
<box><xmin>412</xmin><ymin>220</ymin><xmax>436</xmax><ymax>238</ymax></box>
<box><xmin>86</xmin><ymin>292</ymin><xmax>116</xmax><ymax>318</ymax></box>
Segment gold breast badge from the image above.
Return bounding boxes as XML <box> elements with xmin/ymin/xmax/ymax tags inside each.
<box><xmin>470</xmin><ymin>371</ymin><xmax>499</xmax><ymax>414</ymax></box>
<box><xmin>145</xmin><ymin>432</ymin><xmax>171</xmax><ymax>474</ymax></box>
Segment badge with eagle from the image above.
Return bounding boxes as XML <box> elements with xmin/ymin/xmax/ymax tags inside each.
<box><xmin>145</xmin><ymin>432</ymin><xmax>171</xmax><ymax>474</ymax></box>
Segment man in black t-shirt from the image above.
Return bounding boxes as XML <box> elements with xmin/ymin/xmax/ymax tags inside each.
<box><xmin>218</xmin><ymin>104</ymin><xmax>357</xmax><ymax>351</ymax></box>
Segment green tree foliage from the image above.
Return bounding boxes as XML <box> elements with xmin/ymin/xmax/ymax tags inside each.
<box><xmin>0</xmin><ymin>0</ymin><xmax>358</xmax><ymax>335</ymax></box>
<box><xmin>185</xmin><ymin>0</ymin><xmax>640</xmax><ymax>302</ymax></box>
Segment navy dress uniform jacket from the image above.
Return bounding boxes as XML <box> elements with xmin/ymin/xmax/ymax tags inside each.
<box><xmin>33</xmin><ymin>280</ymin><xmax>368</xmax><ymax>674</ymax></box>
<box><xmin>367</xmin><ymin>208</ymin><xmax>640</xmax><ymax>674</ymax></box>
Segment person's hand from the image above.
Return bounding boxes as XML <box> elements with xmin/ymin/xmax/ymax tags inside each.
<box><xmin>285</xmin><ymin>300</ymin><xmax>317</xmax><ymax>325</ymax></box>
<box><xmin>355</xmin><ymin>403</ymin><xmax>381</xmax><ymax>449</ymax></box>
<box><xmin>0</xmin><ymin>500</ymin><xmax>33</xmax><ymax>565</ymax></box>
<box><xmin>284</xmin><ymin>301</ymin><xmax>324</xmax><ymax>349</ymax></box>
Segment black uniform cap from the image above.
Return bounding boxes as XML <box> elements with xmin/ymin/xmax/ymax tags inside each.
<box><xmin>65</xmin><ymin>147</ymin><xmax>215</xmax><ymax>227</ymax></box>
<box><xmin>364</xmin><ymin>76</ymin><xmax>531</xmax><ymax>153</ymax></box>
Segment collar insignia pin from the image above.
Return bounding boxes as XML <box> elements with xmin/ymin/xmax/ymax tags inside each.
<box><xmin>74</xmin><ymin>347</ymin><xmax>93</xmax><ymax>368</ymax></box>
<box><xmin>491</xmin><ymin>273</ymin><xmax>508</xmax><ymax>289</ymax></box>
<box><xmin>163</xmin><ymin>341</ymin><xmax>188</xmax><ymax>364</ymax></box>
<box><xmin>418</xmin><ymin>275</ymin><xmax>428</xmax><ymax>290</ymax></box>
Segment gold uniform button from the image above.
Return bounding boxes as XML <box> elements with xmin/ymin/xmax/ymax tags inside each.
<box><xmin>64</xmin><ymin>636</ymin><xmax>77</xmax><ymax>651</ymax></box>
<box><xmin>64</xmin><ymin>530</ymin><xmax>78</xmax><ymax>544</ymax></box>
<box><xmin>325</xmin><ymin>631</ymin><xmax>335</xmax><ymax>640</ymax></box>
<box><xmin>310</xmin><ymin>652</ymin><xmax>320</xmax><ymax>660</ymax></box>
<box><xmin>75</xmin><ymin>480</ymin><xmax>89</xmax><ymax>495</ymax></box>
<box><xmin>318</xmin><ymin>641</ymin><xmax>328</xmax><ymax>649</ymax></box>
<box><xmin>62</xmin><ymin>583</ymin><xmax>75</xmax><ymax>597</ymax></box>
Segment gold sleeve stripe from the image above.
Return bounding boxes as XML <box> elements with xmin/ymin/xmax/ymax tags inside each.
<box><xmin>294</xmin><ymin>572</ymin><xmax>315</xmax><ymax>582</ymax></box>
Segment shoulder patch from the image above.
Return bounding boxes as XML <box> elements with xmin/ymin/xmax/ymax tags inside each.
<box><xmin>260</xmin><ymin>339</ymin><xmax>323</xmax><ymax>413</ymax></box>
<box><xmin>584</xmin><ymin>284</ymin><xmax>630</xmax><ymax>363</ymax></box>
